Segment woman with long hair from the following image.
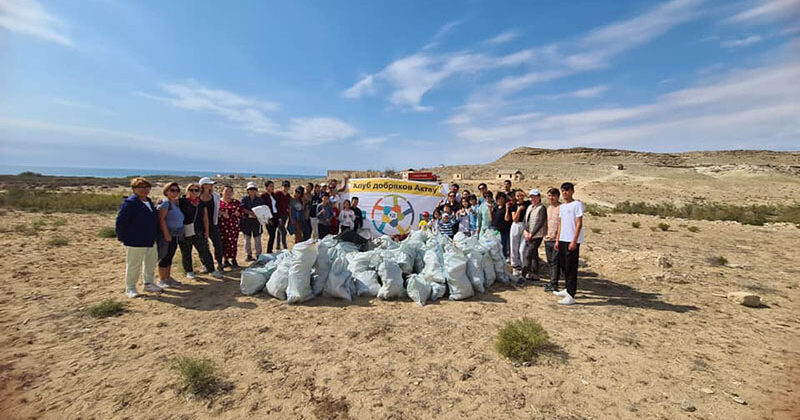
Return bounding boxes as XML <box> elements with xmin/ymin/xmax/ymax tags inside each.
<box><xmin>219</xmin><ymin>184</ymin><xmax>242</xmax><ymax>268</ymax></box>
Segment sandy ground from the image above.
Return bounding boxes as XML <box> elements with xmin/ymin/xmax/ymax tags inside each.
<box><xmin>1</xmin><ymin>151</ymin><xmax>799</xmax><ymax>419</ymax></box>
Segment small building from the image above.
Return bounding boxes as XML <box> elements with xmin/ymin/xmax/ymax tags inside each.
<box><xmin>496</xmin><ymin>170</ymin><xmax>524</xmax><ymax>182</ymax></box>
<box><xmin>399</xmin><ymin>168</ymin><xmax>416</xmax><ymax>180</ymax></box>
<box><xmin>452</xmin><ymin>173</ymin><xmax>463</xmax><ymax>180</ymax></box>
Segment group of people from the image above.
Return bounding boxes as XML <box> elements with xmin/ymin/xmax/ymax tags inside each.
<box><xmin>419</xmin><ymin>180</ymin><xmax>584</xmax><ymax>305</ymax></box>
<box><xmin>116</xmin><ymin>176</ymin><xmax>583</xmax><ymax>305</ymax></box>
<box><xmin>115</xmin><ymin>176</ymin><xmax>364</xmax><ymax>298</ymax></box>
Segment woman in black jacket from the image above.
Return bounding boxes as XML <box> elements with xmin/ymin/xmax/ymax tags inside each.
<box><xmin>178</xmin><ymin>183</ymin><xmax>221</xmax><ymax>279</ymax></box>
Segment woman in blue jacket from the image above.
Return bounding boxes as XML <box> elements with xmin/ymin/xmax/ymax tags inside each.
<box><xmin>115</xmin><ymin>178</ymin><xmax>161</xmax><ymax>298</ymax></box>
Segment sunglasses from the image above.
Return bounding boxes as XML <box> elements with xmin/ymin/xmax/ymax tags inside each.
<box><xmin>168</xmin><ymin>188</ymin><xmax>180</xmax><ymax>192</ymax></box>
<box><xmin>189</xmin><ymin>188</ymin><xmax>200</xmax><ymax>192</ymax></box>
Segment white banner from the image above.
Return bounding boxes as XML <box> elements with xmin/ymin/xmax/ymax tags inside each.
<box><xmin>343</xmin><ymin>178</ymin><xmax>448</xmax><ymax>238</ymax></box>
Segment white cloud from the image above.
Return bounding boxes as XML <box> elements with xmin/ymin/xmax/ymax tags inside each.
<box><xmin>140</xmin><ymin>81</ymin><xmax>357</xmax><ymax>145</ymax></box>
<box><xmin>356</xmin><ymin>136</ymin><xmax>388</xmax><ymax>148</ymax></box>
<box><xmin>728</xmin><ymin>0</ymin><xmax>800</xmax><ymax>23</ymax></box>
<box><xmin>281</xmin><ymin>118</ymin><xmax>358</xmax><ymax>145</ymax></box>
<box><xmin>0</xmin><ymin>0</ymin><xmax>73</xmax><ymax>46</ymax></box>
<box><xmin>484</xmin><ymin>30</ymin><xmax>519</xmax><ymax>45</ymax></box>
<box><xmin>446</xmin><ymin>51</ymin><xmax>800</xmax><ymax>151</ymax></box>
<box><xmin>342</xmin><ymin>74</ymin><xmax>376</xmax><ymax>98</ymax></box>
<box><xmin>721</xmin><ymin>34</ymin><xmax>764</xmax><ymax>47</ymax></box>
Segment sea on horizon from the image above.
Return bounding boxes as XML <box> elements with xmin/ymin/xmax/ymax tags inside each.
<box><xmin>0</xmin><ymin>164</ymin><xmax>323</xmax><ymax>180</ymax></box>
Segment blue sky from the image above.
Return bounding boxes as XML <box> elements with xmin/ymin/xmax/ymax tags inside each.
<box><xmin>0</xmin><ymin>0</ymin><xmax>798</xmax><ymax>175</ymax></box>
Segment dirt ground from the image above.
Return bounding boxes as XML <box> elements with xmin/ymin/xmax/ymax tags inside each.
<box><xmin>1</xmin><ymin>151</ymin><xmax>799</xmax><ymax>419</ymax></box>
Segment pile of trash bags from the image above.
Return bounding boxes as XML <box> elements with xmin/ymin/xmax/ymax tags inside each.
<box><xmin>239</xmin><ymin>229</ymin><xmax>510</xmax><ymax>306</ymax></box>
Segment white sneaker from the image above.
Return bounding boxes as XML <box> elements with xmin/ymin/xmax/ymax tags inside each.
<box><xmin>211</xmin><ymin>270</ymin><xmax>224</xmax><ymax>279</ymax></box>
<box><xmin>186</xmin><ymin>272</ymin><xmax>196</xmax><ymax>279</ymax></box>
<box><xmin>558</xmin><ymin>295</ymin><xmax>576</xmax><ymax>305</ymax></box>
<box><xmin>553</xmin><ymin>290</ymin><xmax>569</xmax><ymax>297</ymax></box>
<box><xmin>156</xmin><ymin>280</ymin><xmax>170</xmax><ymax>289</ymax></box>
<box><xmin>143</xmin><ymin>283</ymin><xmax>163</xmax><ymax>293</ymax></box>
<box><xmin>512</xmin><ymin>268</ymin><xmax>522</xmax><ymax>277</ymax></box>
<box><xmin>198</xmin><ymin>267</ymin><xmax>209</xmax><ymax>274</ymax></box>
<box><xmin>125</xmin><ymin>288</ymin><xmax>140</xmax><ymax>298</ymax></box>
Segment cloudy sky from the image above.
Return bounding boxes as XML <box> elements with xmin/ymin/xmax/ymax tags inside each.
<box><xmin>1</xmin><ymin>0</ymin><xmax>798</xmax><ymax>175</ymax></box>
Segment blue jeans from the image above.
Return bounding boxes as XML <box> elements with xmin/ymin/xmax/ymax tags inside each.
<box><xmin>500</xmin><ymin>229</ymin><xmax>510</xmax><ymax>258</ymax></box>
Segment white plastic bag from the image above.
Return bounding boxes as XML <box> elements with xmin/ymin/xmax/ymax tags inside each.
<box><xmin>464</xmin><ymin>248</ymin><xmax>486</xmax><ymax>294</ymax></box>
<box><xmin>377</xmin><ymin>258</ymin><xmax>405</xmax><ymax>300</ymax></box>
<box><xmin>286</xmin><ymin>240</ymin><xmax>318</xmax><ymax>304</ymax></box>
<box><xmin>240</xmin><ymin>266</ymin><xmax>271</xmax><ymax>295</ymax></box>
<box><xmin>251</xmin><ymin>205</ymin><xmax>273</xmax><ymax>225</ymax></box>
<box><xmin>354</xmin><ymin>270</ymin><xmax>381</xmax><ymax>297</ymax></box>
<box><xmin>421</xmin><ymin>247</ymin><xmax>446</xmax><ymax>285</ymax></box>
<box><xmin>444</xmin><ymin>247</ymin><xmax>474</xmax><ymax>300</ymax></box>
<box><xmin>405</xmin><ymin>274</ymin><xmax>431</xmax><ymax>306</ymax></box>
<box><xmin>265</xmin><ymin>257</ymin><xmax>291</xmax><ymax>300</ymax></box>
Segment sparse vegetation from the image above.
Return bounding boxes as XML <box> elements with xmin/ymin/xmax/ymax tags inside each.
<box><xmin>13</xmin><ymin>223</ymin><xmax>38</xmax><ymax>236</ymax></box>
<box><xmin>631</xmin><ymin>221</ymin><xmax>641</xmax><ymax>228</ymax></box>
<box><xmin>495</xmin><ymin>318</ymin><xmax>552</xmax><ymax>363</ymax></box>
<box><xmin>46</xmin><ymin>236</ymin><xmax>69</xmax><ymax>247</ymax></box>
<box><xmin>613</xmin><ymin>200</ymin><xmax>800</xmax><ymax>226</ymax></box>
<box><xmin>584</xmin><ymin>203</ymin><xmax>609</xmax><ymax>217</ymax></box>
<box><xmin>687</xmin><ymin>226</ymin><xmax>700</xmax><ymax>233</ymax></box>
<box><xmin>0</xmin><ymin>188</ymin><xmax>123</xmax><ymax>213</ymax></box>
<box><xmin>171</xmin><ymin>356</ymin><xmax>218</xmax><ymax>395</ymax></box>
<box><xmin>98</xmin><ymin>227</ymin><xmax>117</xmax><ymax>238</ymax></box>
<box><xmin>591</xmin><ymin>227</ymin><xmax>602</xmax><ymax>234</ymax></box>
<box><xmin>657</xmin><ymin>223</ymin><xmax>670</xmax><ymax>231</ymax></box>
<box><xmin>708</xmin><ymin>255</ymin><xmax>728</xmax><ymax>267</ymax></box>
<box><xmin>86</xmin><ymin>299</ymin><xmax>127</xmax><ymax>318</ymax></box>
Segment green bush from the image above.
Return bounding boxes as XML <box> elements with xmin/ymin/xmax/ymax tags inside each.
<box><xmin>612</xmin><ymin>200</ymin><xmax>800</xmax><ymax>226</ymax></box>
<box><xmin>13</xmin><ymin>224</ymin><xmax>38</xmax><ymax>236</ymax></box>
<box><xmin>171</xmin><ymin>356</ymin><xmax>218</xmax><ymax>395</ymax></box>
<box><xmin>631</xmin><ymin>221</ymin><xmax>641</xmax><ymax>228</ymax></box>
<box><xmin>495</xmin><ymin>318</ymin><xmax>551</xmax><ymax>363</ymax></box>
<box><xmin>87</xmin><ymin>299</ymin><xmax>127</xmax><ymax>318</ymax></box>
<box><xmin>687</xmin><ymin>226</ymin><xmax>700</xmax><ymax>233</ymax></box>
<box><xmin>657</xmin><ymin>223</ymin><xmax>670</xmax><ymax>231</ymax></box>
<box><xmin>98</xmin><ymin>227</ymin><xmax>117</xmax><ymax>238</ymax></box>
<box><xmin>584</xmin><ymin>203</ymin><xmax>609</xmax><ymax>217</ymax></box>
<box><xmin>47</xmin><ymin>236</ymin><xmax>69</xmax><ymax>247</ymax></box>
<box><xmin>708</xmin><ymin>256</ymin><xmax>728</xmax><ymax>266</ymax></box>
<box><xmin>0</xmin><ymin>188</ymin><xmax>123</xmax><ymax>213</ymax></box>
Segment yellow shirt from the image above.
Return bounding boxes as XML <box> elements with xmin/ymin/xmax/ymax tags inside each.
<box><xmin>419</xmin><ymin>220</ymin><xmax>430</xmax><ymax>230</ymax></box>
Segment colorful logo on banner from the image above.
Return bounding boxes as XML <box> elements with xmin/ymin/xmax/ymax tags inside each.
<box><xmin>371</xmin><ymin>194</ymin><xmax>415</xmax><ymax>235</ymax></box>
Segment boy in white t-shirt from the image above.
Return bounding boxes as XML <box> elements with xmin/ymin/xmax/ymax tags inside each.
<box><xmin>553</xmin><ymin>182</ymin><xmax>584</xmax><ymax>305</ymax></box>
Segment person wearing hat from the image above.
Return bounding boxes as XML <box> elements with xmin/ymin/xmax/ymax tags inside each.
<box><xmin>219</xmin><ymin>184</ymin><xmax>243</xmax><ymax>268</ymax></box>
<box><xmin>198</xmin><ymin>177</ymin><xmax>224</xmax><ymax>275</ymax></box>
<box><xmin>418</xmin><ymin>211</ymin><xmax>431</xmax><ymax>230</ymax></box>
<box><xmin>240</xmin><ymin>182</ymin><xmax>265</xmax><ymax>260</ymax></box>
<box><xmin>274</xmin><ymin>180</ymin><xmax>291</xmax><ymax>250</ymax></box>
<box><xmin>115</xmin><ymin>177</ymin><xmax>160</xmax><ymax>297</ymax></box>
<box><xmin>437</xmin><ymin>211</ymin><xmax>457</xmax><ymax>238</ymax></box>
<box><xmin>522</xmin><ymin>188</ymin><xmax>547</xmax><ymax>284</ymax></box>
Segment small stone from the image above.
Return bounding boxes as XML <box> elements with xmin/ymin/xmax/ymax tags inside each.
<box><xmin>186</xmin><ymin>393</ymin><xmax>196</xmax><ymax>401</ymax></box>
<box><xmin>732</xmin><ymin>395</ymin><xmax>747</xmax><ymax>405</ymax></box>
<box><xmin>700</xmin><ymin>387</ymin><xmax>714</xmax><ymax>394</ymax></box>
<box><xmin>460</xmin><ymin>372</ymin><xmax>472</xmax><ymax>381</ymax></box>
<box><xmin>128</xmin><ymin>343</ymin><xmax>138</xmax><ymax>349</ymax></box>
<box><xmin>657</xmin><ymin>255</ymin><xmax>672</xmax><ymax>269</ymax></box>
<box><xmin>727</xmin><ymin>292</ymin><xmax>761</xmax><ymax>307</ymax></box>
<box><xmin>680</xmin><ymin>399</ymin><xmax>696</xmax><ymax>412</ymax></box>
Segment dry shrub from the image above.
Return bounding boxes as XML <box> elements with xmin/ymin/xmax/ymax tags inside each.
<box><xmin>87</xmin><ymin>299</ymin><xmax>127</xmax><ymax>318</ymax></box>
<box><xmin>495</xmin><ymin>318</ymin><xmax>551</xmax><ymax>363</ymax></box>
<box><xmin>171</xmin><ymin>356</ymin><xmax>218</xmax><ymax>395</ymax></box>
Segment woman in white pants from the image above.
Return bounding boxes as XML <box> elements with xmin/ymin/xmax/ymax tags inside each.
<box><xmin>509</xmin><ymin>189</ymin><xmax>530</xmax><ymax>277</ymax></box>
<box><xmin>115</xmin><ymin>177</ymin><xmax>161</xmax><ymax>298</ymax></box>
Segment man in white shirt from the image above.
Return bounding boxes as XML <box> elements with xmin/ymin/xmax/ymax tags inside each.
<box><xmin>553</xmin><ymin>182</ymin><xmax>584</xmax><ymax>305</ymax></box>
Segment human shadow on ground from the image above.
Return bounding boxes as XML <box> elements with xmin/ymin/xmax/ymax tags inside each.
<box><xmin>146</xmin><ymin>274</ymin><xmax>257</xmax><ymax>311</ymax></box>
<box><xmin>576</xmin><ymin>270</ymin><xmax>699</xmax><ymax>313</ymax></box>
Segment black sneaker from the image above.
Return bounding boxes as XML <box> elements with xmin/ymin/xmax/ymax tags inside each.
<box><xmin>224</xmin><ymin>260</ymin><xmax>232</xmax><ymax>268</ymax></box>
<box><xmin>231</xmin><ymin>260</ymin><xmax>239</xmax><ymax>268</ymax></box>
<box><xmin>217</xmin><ymin>264</ymin><xmax>225</xmax><ymax>272</ymax></box>
<box><xmin>245</xmin><ymin>255</ymin><xmax>254</xmax><ymax>262</ymax></box>
<box><xmin>544</xmin><ymin>284</ymin><xmax>559</xmax><ymax>292</ymax></box>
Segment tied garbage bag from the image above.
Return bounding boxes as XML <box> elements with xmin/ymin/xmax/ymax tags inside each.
<box><xmin>347</xmin><ymin>250</ymin><xmax>378</xmax><ymax>274</ymax></box>
<box><xmin>444</xmin><ymin>247</ymin><xmax>474</xmax><ymax>300</ymax></box>
<box><xmin>481</xmin><ymin>231</ymin><xmax>509</xmax><ymax>284</ymax></box>
<box><xmin>313</xmin><ymin>236</ymin><xmax>337</xmax><ymax>293</ymax></box>
<box><xmin>265</xmin><ymin>256</ymin><xmax>292</xmax><ymax>300</ymax></box>
<box><xmin>421</xmin><ymin>247</ymin><xmax>446</xmax><ymax>285</ymax></box>
<box><xmin>405</xmin><ymin>274</ymin><xmax>431</xmax><ymax>306</ymax></box>
<box><xmin>256</xmin><ymin>253</ymin><xmax>277</xmax><ymax>265</ymax></box>
<box><xmin>430</xmin><ymin>282</ymin><xmax>446</xmax><ymax>301</ymax></box>
<box><xmin>377</xmin><ymin>258</ymin><xmax>405</xmax><ymax>300</ymax></box>
<box><xmin>383</xmin><ymin>248</ymin><xmax>414</xmax><ymax>274</ymax></box>
<box><xmin>286</xmin><ymin>240</ymin><xmax>319</xmax><ymax>304</ymax></box>
<box><xmin>240</xmin><ymin>266</ymin><xmax>271</xmax><ymax>295</ymax></box>
<box><xmin>464</xmin><ymin>248</ymin><xmax>486</xmax><ymax>294</ymax></box>
<box><xmin>482</xmin><ymin>254</ymin><xmax>497</xmax><ymax>288</ymax></box>
<box><xmin>354</xmin><ymin>270</ymin><xmax>381</xmax><ymax>297</ymax></box>
<box><xmin>324</xmin><ymin>241</ymin><xmax>360</xmax><ymax>301</ymax></box>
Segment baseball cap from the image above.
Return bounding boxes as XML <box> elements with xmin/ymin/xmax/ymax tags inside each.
<box><xmin>529</xmin><ymin>188</ymin><xmax>541</xmax><ymax>196</ymax></box>
<box><xmin>246</xmin><ymin>181</ymin><xmax>258</xmax><ymax>190</ymax></box>
<box><xmin>442</xmin><ymin>212</ymin><xmax>451</xmax><ymax>218</ymax></box>
<box><xmin>421</xmin><ymin>211</ymin><xmax>430</xmax><ymax>217</ymax></box>
<box><xmin>199</xmin><ymin>177</ymin><xmax>216</xmax><ymax>185</ymax></box>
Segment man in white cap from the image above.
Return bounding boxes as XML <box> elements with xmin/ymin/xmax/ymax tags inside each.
<box><xmin>521</xmin><ymin>189</ymin><xmax>547</xmax><ymax>283</ymax></box>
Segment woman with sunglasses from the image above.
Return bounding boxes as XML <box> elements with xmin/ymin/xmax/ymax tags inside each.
<box><xmin>178</xmin><ymin>183</ymin><xmax>220</xmax><ymax>279</ymax></box>
<box><xmin>155</xmin><ymin>182</ymin><xmax>185</xmax><ymax>288</ymax></box>
<box><xmin>116</xmin><ymin>177</ymin><xmax>160</xmax><ymax>298</ymax></box>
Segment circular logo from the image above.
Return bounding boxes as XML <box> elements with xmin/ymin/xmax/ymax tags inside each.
<box><xmin>371</xmin><ymin>194</ymin><xmax>415</xmax><ymax>235</ymax></box>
